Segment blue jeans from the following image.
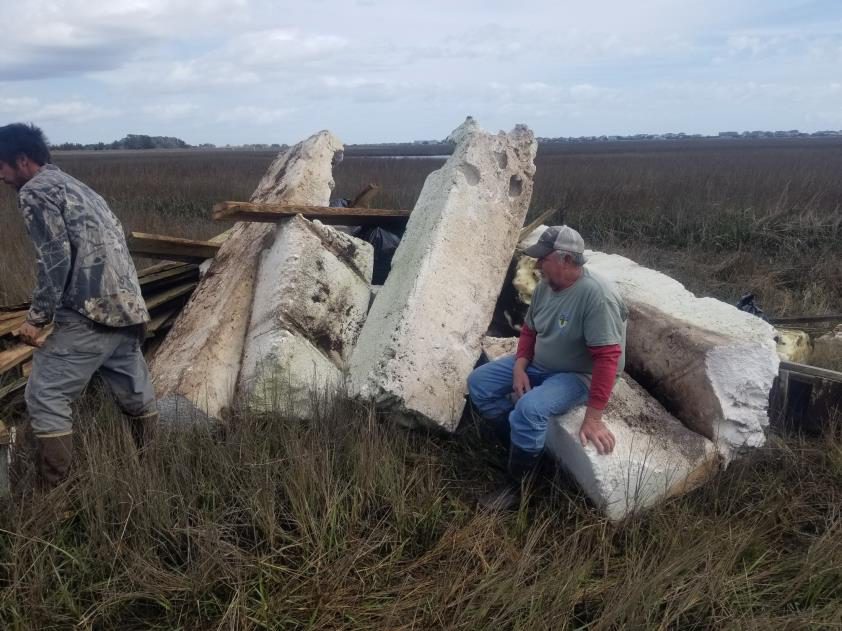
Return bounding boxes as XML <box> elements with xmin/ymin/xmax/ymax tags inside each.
<box><xmin>467</xmin><ymin>355</ymin><xmax>589</xmax><ymax>454</ymax></box>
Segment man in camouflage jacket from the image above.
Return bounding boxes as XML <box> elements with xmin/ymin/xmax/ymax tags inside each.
<box><xmin>0</xmin><ymin>123</ymin><xmax>158</xmax><ymax>488</ymax></box>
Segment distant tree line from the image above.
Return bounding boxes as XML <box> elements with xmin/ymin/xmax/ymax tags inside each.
<box><xmin>52</xmin><ymin>134</ymin><xmax>191</xmax><ymax>151</ymax></box>
<box><xmin>51</xmin><ymin>135</ymin><xmax>291</xmax><ymax>151</ymax></box>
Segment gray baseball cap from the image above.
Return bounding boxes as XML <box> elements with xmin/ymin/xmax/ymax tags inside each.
<box><xmin>522</xmin><ymin>225</ymin><xmax>587</xmax><ymax>261</ymax></box>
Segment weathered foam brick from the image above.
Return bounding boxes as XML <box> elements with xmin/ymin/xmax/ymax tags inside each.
<box><xmin>584</xmin><ymin>251</ymin><xmax>780</xmax><ymax>461</ymax></box>
<box><xmin>479</xmin><ymin>334</ymin><xmax>719</xmax><ymax>519</ymax></box>
<box><xmin>546</xmin><ymin>376</ymin><xmax>719</xmax><ymax>521</ymax></box>
<box><xmin>238</xmin><ymin>216</ymin><xmax>372</xmax><ymax>417</ymax></box>
<box><xmin>349</xmin><ymin>117</ymin><xmax>537</xmax><ymax>431</ymax></box>
<box><xmin>775</xmin><ymin>328</ymin><xmax>812</xmax><ymax>363</ymax></box>
<box><xmin>150</xmin><ymin>131</ymin><xmax>344</xmax><ymax>425</ymax></box>
<box><xmin>482</xmin><ymin>335</ymin><xmax>518</xmax><ymax>362</ymax></box>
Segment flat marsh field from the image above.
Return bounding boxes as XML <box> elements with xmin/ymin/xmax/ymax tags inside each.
<box><xmin>0</xmin><ymin>138</ymin><xmax>841</xmax><ymax>629</ymax></box>
<box><xmin>2</xmin><ymin>137</ymin><xmax>840</xmax><ymax>315</ymax></box>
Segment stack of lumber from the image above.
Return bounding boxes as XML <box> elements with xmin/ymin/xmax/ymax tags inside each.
<box><xmin>0</xmin><ymin>261</ymin><xmax>200</xmax><ymax>403</ymax></box>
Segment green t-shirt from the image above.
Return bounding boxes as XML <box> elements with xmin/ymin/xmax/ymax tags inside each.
<box><xmin>525</xmin><ymin>267</ymin><xmax>628</xmax><ymax>382</ymax></box>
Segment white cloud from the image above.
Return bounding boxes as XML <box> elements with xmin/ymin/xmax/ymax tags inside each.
<box><xmin>0</xmin><ymin>95</ymin><xmax>119</xmax><ymax>124</ymax></box>
<box><xmin>216</xmin><ymin>106</ymin><xmax>293</xmax><ymax>125</ymax></box>
<box><xmin>2</xmin><ymin>0</ymin><xmax>840</xmax><ymax>143</ymax></box>
<box><xmin>143</xmin><ymin>103</ymin><xmax>200</xmax><ymax>120</ymax></box>
<box><xmin>92</xmin><ymin>27</ymin><xmax>349</xmax><ymax>94</ymax></box>
<box><xmin>225</xmin><ymin>29</ymin><xmax>349</xmax><ymax>67</ymax></box>
<box><xmin>0</xmin><ymin>96</ymin><xmax>39</xmax><ymax>114</ymax></box>
<box><xmin>33</xmin><ymin>101</ymin><xmax>121</xmax><ymax>124</ymax></box>
<box><xmin>2</xmin><ymin>0</ymin><xmax>251</xmax><ymax>80</ymax></box>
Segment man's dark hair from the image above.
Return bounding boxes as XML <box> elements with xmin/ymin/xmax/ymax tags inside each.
<box><xmin>0</xmin><ymin>123</ymin><xmax>51</xmax><ymax>166</ymax></box>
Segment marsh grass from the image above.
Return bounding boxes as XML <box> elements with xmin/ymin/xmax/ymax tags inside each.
<box><xmin>2</xmin><ymin>139</ymin><xmax>839</xmax><ymax>314</ymax></box>
<box><xmin>1</xmin><ymin>140</ymin><xmax>842</xmax><ymax>628</ymax></box>
<box><xmin>2</xmin><ymin>389</ymin><xmax>842</xmax><ymax>629</ymax></box>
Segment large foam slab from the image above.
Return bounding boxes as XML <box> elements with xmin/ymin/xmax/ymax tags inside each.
<box><xmin>350</xmin><ymin>118</ymin><xmax>538</xmax><ymax>431</ymax></box>
<box><xmin>150</xmin><ymin>131</ymin><xmax>344</xmax><ymax>424</ymax></box>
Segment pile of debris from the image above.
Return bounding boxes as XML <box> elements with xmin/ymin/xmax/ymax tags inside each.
<box><xmin>144</xmin><ymin>117</ymin><xmax>781</xmax><ymax>520</ymax></box>
<box><xmin>1</xmin><ymin>117</ymin><xmax>839</xmax><ymax>519</ymax></box>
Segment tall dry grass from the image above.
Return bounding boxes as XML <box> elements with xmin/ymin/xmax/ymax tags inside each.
<box><xmin>2</xmin><ymin>388</ymin><xmax>842</xmax><ymax>629</ymax></box>
<box><xmin>2</xmin><ymin>139</ymin><xmax>840</xmax><ymax>314</ymax></box>
<box><xmin>1</xmin><ymin>141</ymin><xmax>841</xmax><ymax>627</ymax></box>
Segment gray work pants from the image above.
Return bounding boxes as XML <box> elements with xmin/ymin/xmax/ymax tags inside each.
<box><xmin>25</xmin><ymin>311</ymin><xmax>156</xmax><ymax>437</ymax></box>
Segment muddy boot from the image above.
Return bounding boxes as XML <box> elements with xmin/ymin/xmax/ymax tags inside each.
<box><xmin>128</xmin><ymin>411</ymin><xmax>159</xmax><ymax>453</ymax></box>
<box><xmin>36</xmin><ymin>433</ymin><xmax>73</xmax><ymax>489</ymax></box>
<box><xmin>477</xmin><ymin>444</ymin><xmax>541</xmax><ymax>511</ymax></box>
<box><xmin>481</xmin><ymin>414</ymin><xmax>511</xmax><ymax>448</ymax></box>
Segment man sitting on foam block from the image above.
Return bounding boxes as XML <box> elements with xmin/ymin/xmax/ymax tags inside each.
<box><xmin>468</xmin><ymin>225</ymin><xmax>627</xmax><ymax>508</ymax></box>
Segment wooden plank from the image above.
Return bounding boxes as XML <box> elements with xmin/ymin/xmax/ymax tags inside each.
<box><xmin>519</xmin><ymin>207</ymin><xmax>561</xmax><ymax>243</ymax></box>
<box><xmin>144</xmin><ymin>281</ymin><xmax>197</xmax><ymax>311</ymax></box>
<box><xmin>770</xmin><ymin>314</ymin><xmax>842</xmax><ymax>325</ymax></box>
<box><xmin>208</xmin><ymin>229</ymin><xmax>233</xmax><ymax>244</ymax></box>
<box><xmin>0</xmin><ymin>304</ymin><xmax>29</xmax><ymax>314</ymax></box>
<box><xmin>0</xmin><ymin>345</ymin><xmax>35</xmax><ymax>375</ymax></box>
<box><xmin>0</xmin><ymin>376</ymin><xmax>27</xmax><ymax>402</ymax></box>
<box><xmin>138</xmin><ymin>261</ymin><xmax>185</xmax><ymax>278</ymax></box>
<box><xmin>212</xmin><ymin>201</ymin><xmax>411</xmax><ymax>226</ymax></box>
<box><xmin>772</xmin><ymin>367</ymin><xmax>842</xmax><ymax>435</ymax></box>
<box><xmin>139</xmin><ymin>265</ymin><xmax>199</xmax><ymax>291</ymax></box>
<box><xmin>0</xmin><ymin>326</ymin><xmax>52</xmax><ymax>374</ymax></box>
<box><xmin>350</xmin><ymin>183</ymin><xmax>379</xmax><ymax>208</ymax></box>
<box><xmin>779</xmin><ymin>361</ymin><xmax>842</xmax><ymax>383</ymax></box>
<box><xmin>146</xmin><ymin>306</ymin><xmax>180</xmax><ymax>336</ymax></box>
<box><xmin>0</xmin><ymin>310</ymin><xmax>27</xmax><ymax>323</ymax></box>
<box><xmin>0</xmin><ymin>315</ymin><xmax>26</xmax><ymax>337</ymax></box>
<box><xmin>128</xmin><ymin>232</ymin><xmax>221</xmax><ymax>263</ymax></box>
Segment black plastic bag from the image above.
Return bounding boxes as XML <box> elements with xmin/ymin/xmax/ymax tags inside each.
<box><xmin>353</xmin><ymin>226</ymin><xmax>402</xmax><ymax>284</ymax></box>
<box><xmin>736</xmin><ymin>292</ymin><xmax>767</xmax><ymax>320</ymax></box>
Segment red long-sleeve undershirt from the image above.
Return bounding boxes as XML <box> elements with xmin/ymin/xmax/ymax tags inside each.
<box><xmin>515</xmin><ymin>324</ymin><xmax>621</xmax><ymax>410</ymax></box>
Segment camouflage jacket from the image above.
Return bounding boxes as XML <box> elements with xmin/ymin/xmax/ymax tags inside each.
<box><xmin>18</xmin><ymin>164</ymin><xmax>149</xmax><ymax>327</ymax></box>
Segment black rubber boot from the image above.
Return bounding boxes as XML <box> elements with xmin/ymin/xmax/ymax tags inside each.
<box><xmin>508</xmin><ymin>444</ymin><xmax>542</xmax><ymax>481</ymax></box>
<box><xmin>36</xmin><ymin>433</ymin><xmax>73</xmax><ymax>489</ymax></box>
<box><xmin>478</xmin><ymin>444</ymin><xmax>542</xmax><ymax>511</ymax></box>
<box><xmin>482</xmin><ymin>414</ymin><xmax>511</xmax><ymax>447</ymax></box>
<box><xmin>128</xmin><ymin>411</ymin><xmax>159</xmax><ymax>453</ymax></box>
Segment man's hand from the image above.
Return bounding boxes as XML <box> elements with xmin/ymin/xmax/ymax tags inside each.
<box><xmin>579</xmin><ymin>407</ymin><xmax>616</xmax><ymax>455</ymax></box>
<box><xmin>17</xmin><ymin>321</ymin><xmax>46</xmax><ymax>347</ymax></box>
<box><xmin>512</xmin><ymin>358</ymin><xmax>531</xmax><ymax>400</ymax></box>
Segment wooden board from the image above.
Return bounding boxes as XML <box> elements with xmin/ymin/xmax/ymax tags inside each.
<box><xmin>779</xmin><ymin>360</ymin><xmax>842</xmax><ymax>383</ymax></box>
<box><xmin>0</xmin><ymin>310</ymin><xmax>27</xmax><ymax>323</ymax></box>
<box><xmin>146</xmin><ymin>306</ymin><xmax>180</xmax><ymax>336</ymax></box>
<box><xmin>519</xmin><ymin>207</ymin><xmax>560</xmax><ymax>243</ymax></box>
<box><xmin>0</xmin><ymin>304</ymin><xmax>29</xmax><ymax>314</ymax></box>
<box><xmin>350</xmin><ymin>183</ymin><xmax>379</xmax><ymax>208</ymax></box>
<box><xmin>0</xmin><ymin>344</ymin><xmax>36</xmax><ymax>375</ymax></box>
<box><xmin>129</xmin><ymin>232</ymin><xmax>221</xmax><ymax>263</ymax></box>
<box><xmin>771</xmin><ymin>361</ymin><xmax>842</xmax><ymax>434</ymax></box>
<box><xmin>0</xmin><ymin>376</ymin><xmax>27</xmax><ymax>402</ymax></box>
<box><xmin>144</xmin><ymin>281</ymin><xmax>198</xmax><ymax>311</ymax></box>
<box><xmin>138</xmin><ymin>261</ymin><xmax>185</xmax><ymax>278</ymax></box>
<box><xmin>139</xmin><ymin>266</ymin><xmax>199</xmax><ymax>293</ymax></box>
<box><xmin>770</xmin><ymin>314</ymin><xmax>842</xmax><ymax>325</ymax></box>
<box><xmin>212</xmin><ymin>201</ymin><xmax>411</xmax><ymax>227</ymax></box>
<box><xmin>0</xmin><ymin>315</ymin><xmax>26</xmax><ymax>336</ymax></box>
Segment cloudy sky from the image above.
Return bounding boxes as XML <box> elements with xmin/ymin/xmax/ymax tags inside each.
<box><xmin>1</xmin><ymin>0</ymin><xmax>840</xmax><ymax>145</ymax></box>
